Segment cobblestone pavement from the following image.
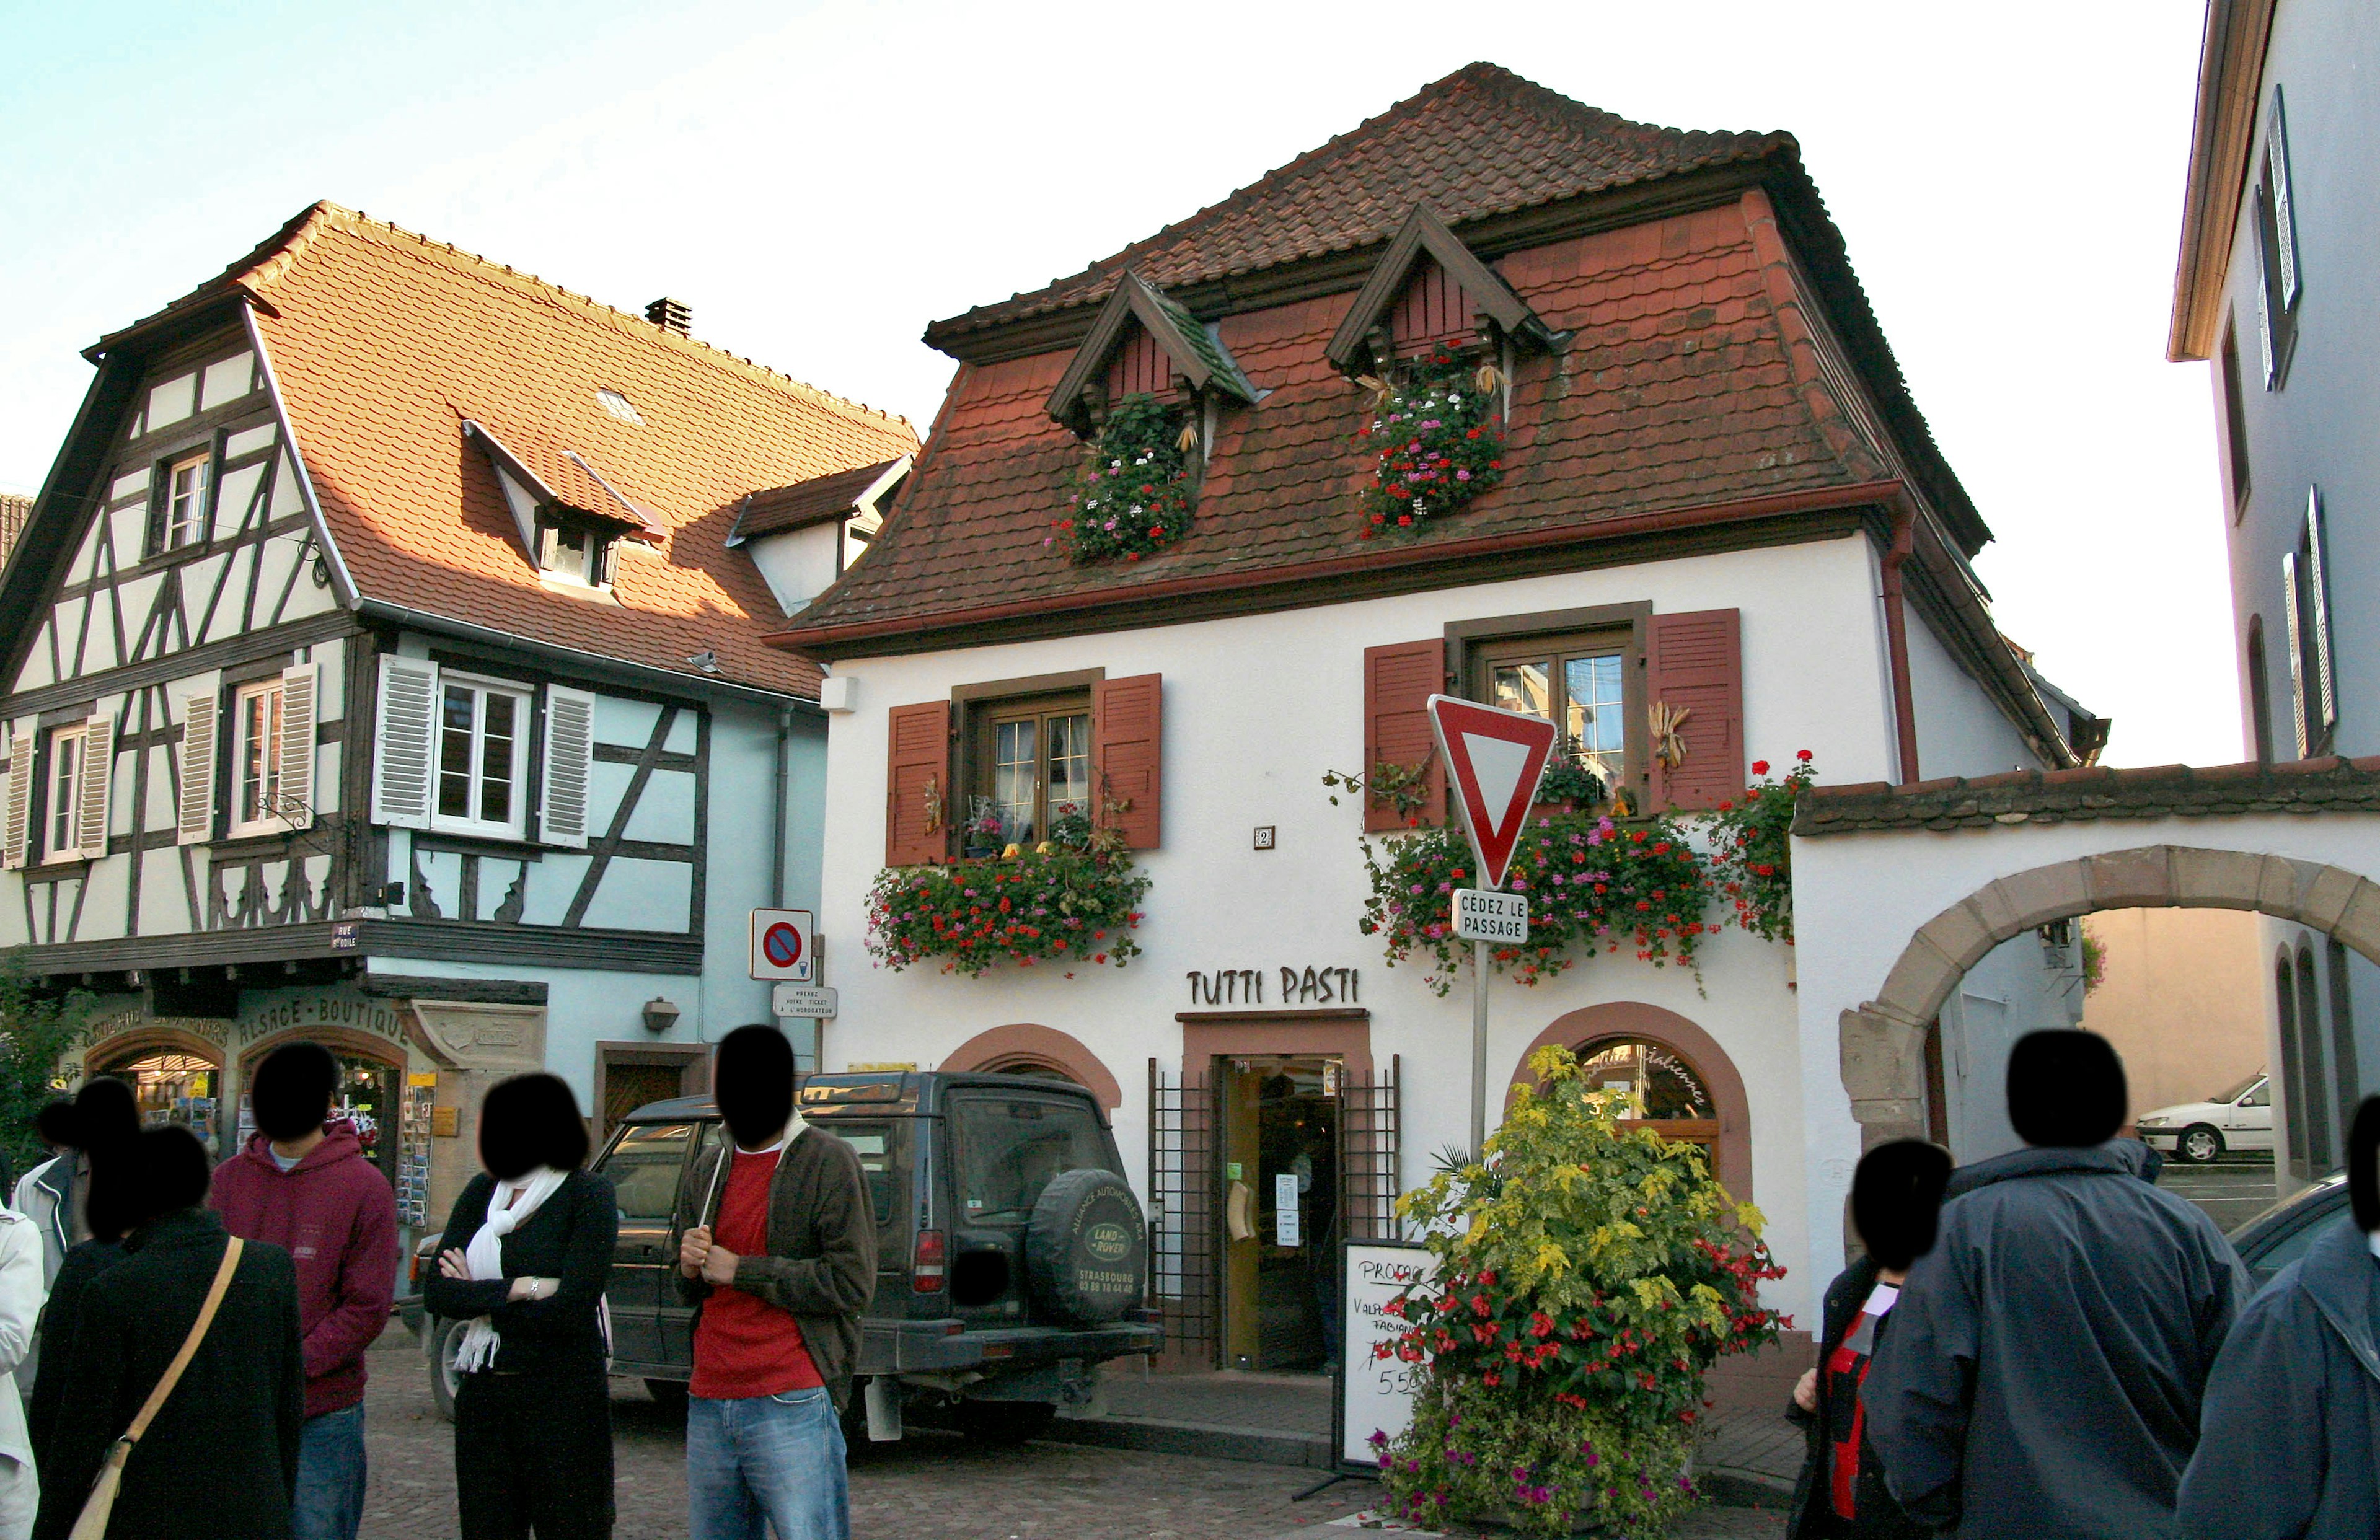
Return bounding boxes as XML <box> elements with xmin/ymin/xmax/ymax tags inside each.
<box><xmin>360</xmin><ymin>1329</ymin><xmax>1782</xmax><ymax>1539</ymax></box>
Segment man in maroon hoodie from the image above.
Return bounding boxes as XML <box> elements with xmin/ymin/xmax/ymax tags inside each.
<box><xmin>211</xmin><ymin>1041</ymin><xmax>399</xmax><ymax>1540</ymax></box>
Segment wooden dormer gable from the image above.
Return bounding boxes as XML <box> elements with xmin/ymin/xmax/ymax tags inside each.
<box><xmin>1047</xmin><ymin>270</ymin><xmax>1261</xmax><ymax>436</ymax></box>
<box><xmin>1324</xmin><ymin>204</ymin><xmax>1567</xmax><ymax>376</ymax></box>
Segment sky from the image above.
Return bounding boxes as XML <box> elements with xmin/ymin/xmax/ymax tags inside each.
<box><xmin>0</xmin><ymin>0</ymin><xmax>2232</xmax><ymax>767</ymax></box>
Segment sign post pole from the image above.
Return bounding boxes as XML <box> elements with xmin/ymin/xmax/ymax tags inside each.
<box><xmin>1471</xmin><ymin>936</ymin><xmax>1489</xmax><ymax>1153</ymax></box>
<box><xmin>1426</xmin><ymin>695</ymin><xmax>1556</xmax><ymax>1159</ymax></box>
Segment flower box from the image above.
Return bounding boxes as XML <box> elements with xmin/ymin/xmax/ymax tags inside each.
<box><xmin>865</xmin><ymin>846</ymin><xmax>1149</xmax><ymax>976</ymax></box>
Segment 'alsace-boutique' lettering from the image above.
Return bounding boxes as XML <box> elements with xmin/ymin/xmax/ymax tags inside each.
<box><xmin>1184</xmin><ymin>967</ymin><xmax>1359</xmax><ymax>1006</ymax></box>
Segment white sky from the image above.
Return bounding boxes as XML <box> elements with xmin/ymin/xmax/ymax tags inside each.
<box><xmin>0</xmin><ymin>0</ymin><xmax>2231</xmax><ymax>767</ymax></box>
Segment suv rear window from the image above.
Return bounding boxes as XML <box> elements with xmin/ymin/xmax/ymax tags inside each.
<box><xmin>607</xmin><ymin>1122</ymin><xmax>697</xmax><ymax>1220</ymax></box>
<box><xmin>833</xmin><ymin>1121</ymin><xmax>897</xmax><ymax>1225</ymax></box>
<box><xmin>951</xmin><ymin>1094</ymin><xmax>1110</xmax><ymax>1221</ymax></box>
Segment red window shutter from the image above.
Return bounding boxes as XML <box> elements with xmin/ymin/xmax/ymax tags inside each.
<box><xmin>1091</xmin><ymin>675</ymin><xmax>1163</xmax><ymax>850</ymax></box>
<box><xmin>884</xmin><ymin>702</ymin><xmax>951</xmax><ymax>866</ymax></box>
<box><xmin>1362</xmin><ymin>640</ymin><xmax>1446</xmax><ymax>832</ymax></box>
<box><xmin>1646</xmin><ymin>609</ymin><xmax>1745</xmax><ymax>812</ymax></box>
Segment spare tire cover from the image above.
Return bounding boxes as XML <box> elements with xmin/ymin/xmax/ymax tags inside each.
<box><xmin>1024</xmin><ymin>1168</ymin><xmax>1147</xmax><ymax>1326</ymax></box>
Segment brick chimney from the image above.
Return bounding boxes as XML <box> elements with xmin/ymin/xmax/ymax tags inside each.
<box><xmin>645</xmin><ymin>297</ymin><xmax>692</xmax><ymax>335</ymax></box>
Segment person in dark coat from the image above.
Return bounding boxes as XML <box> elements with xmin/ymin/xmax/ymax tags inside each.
<box><xmin>32</xmin><ymin>1126</ymin><xmax>305</xmax><ymax>1540</ymax></box>
<box><xmin>24</xmin><ymin>1078</ymin><xmax>143</xmax><ymax>1471</ymax></box>
<box><xmin>1786</xmin><ymin>1139</ymin><xmax>1951</xmax><ymax>1540</ymax></box>
<box><xmin>423</xmin><ymin>1073</ymin><xmax>617</xmax><ymax>1540</ymax></box>
<box><xmin>1863</xmin><ymin>1030</ymin><xmax>2252</xmax><ymax>1539</ymax></box>
<box><xmin>2177</xmin><ymin>1096</ymin><xmax>2380</xmax><ymax>1539</ymax></box>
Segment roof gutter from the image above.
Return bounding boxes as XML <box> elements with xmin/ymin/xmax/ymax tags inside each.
<box><xmin>769</xmin><ymin>479</ymin><xmax>1910</xmax><ymax>654</ymax></box>
<box><xmin>2167</xmin><ymin>0</ymin><xmax>2277</xmax><ymax>361</ymax></box>
<box><xmin>355</xmin><ymin>598</ymin><xmax>819</xmax><ymax>713</ymax></box>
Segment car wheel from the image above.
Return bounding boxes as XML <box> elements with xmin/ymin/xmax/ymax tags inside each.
<box><xmin>958</xmin><ymin>1399</ymin><xmax>1056</xmax><ymax>1447</ymax></box>
<box><xmin>429</xmin><ymin>1318</ymin><xmax>464</xmax><ymax>1422</ymax></box>
<box><xmin>2179</xmin><ymin>1125</ymin><xmax>2224</xmax><ymax>1164</ymax></box>
<box><xmin>644</xmin><ymin>1379</ymin><xmax>689</xmax><ymax>1414</ymax></box>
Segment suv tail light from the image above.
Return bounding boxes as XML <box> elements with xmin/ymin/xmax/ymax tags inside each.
<box><xmin>913</xmin><ymin>1230</ymin><xmax>946</xmax><ymax>1293</ymax></box>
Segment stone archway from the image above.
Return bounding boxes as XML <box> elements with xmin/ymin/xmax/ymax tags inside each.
<box><xmin>940</xmin><ymin>1023</ymin><xmax>1123</xmax><ymax>1109</ymax></box>
<box><xmin>1840</xmin><ymin>843</ymin><xmax>2380</xmax><ymax>1146</ymax></box>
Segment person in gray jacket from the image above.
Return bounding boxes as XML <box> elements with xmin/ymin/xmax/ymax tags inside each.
<box><xmin>2177</xmin><ymin>1096</ymin><xmax>2380</xmax><ymax>1539</ymax></box>
<box><xmin>1862</xmin><ymin>1030</ymin><xmax>2251</xmax><ymax>1539</ymax></box>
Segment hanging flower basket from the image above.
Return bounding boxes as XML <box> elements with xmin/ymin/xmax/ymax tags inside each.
<box><xmin>1052</xmin><ymin>394</ymin><xmax>1196</xmax><ymax>563</ymax></box>
<box><xmin>1355</xmin><ymin>351</ymin><xmax>1505</xmax><ymax>537</ymax></box>
<box><xmin>865</xmin><ymin>845</ymin><xmax>1150</xmax><ymax>977</ymax></box>
<box><xmin>1355</xmin><ymin>811</ymin><xmax>1716</xmax><ymax>995</ymax></box>
<box><xmin>1705</xmin><ymin>752</ymin><xmax>1816</xmax><ymax>944</ymax></box>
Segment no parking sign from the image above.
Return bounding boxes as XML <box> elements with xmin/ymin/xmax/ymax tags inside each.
<box><xmin>748</xmin><ymin>909</ymin><xmax>816</xmax><ymax>982</ymax></box>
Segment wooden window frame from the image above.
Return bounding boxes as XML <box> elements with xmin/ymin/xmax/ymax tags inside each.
<box><xmin>433</xmin><ymin>671</ymin><xmax>533</xmax><ymax>841</ymax></box>
<box><xmin>226</xmin><ymin>677</ymin><xmax>288</xmax><ymax>839</ymax></box>
<box><xmin>2219</xmin><ymin>317</ymin><xmax>2252</xmax><ymax>517</ymax></box>
<box><xmin>969</xmin><ymin>690</ymin><xmax>1094</xmax><ymax>848</ymax></box>
<box><xmin>538</xmin><ymin>517</ymin><xmax>617</xmax><ymax>589</ymax></box>
<box><xmin>42</xmin><ymin>722</ymin><xmax>87</xmax><ymax>863</ymax></box>
<box><xmin>1447</xmin><ymin>603</ymin><xmax>1652</xmax><ymax>807</ymax></box>
<box><xmin>950</xmin><ymin>672</ymin><xmax>1104</xmax><ymax>853</ymax></box>
<box><xmin>155</xmin><ymin>444</ymin><xmax>215</xmax><ymax>556</ymax></box>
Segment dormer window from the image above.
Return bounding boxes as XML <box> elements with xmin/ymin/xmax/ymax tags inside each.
<box><xmin>540</xmin><ymin>518</ymin><xmax>615</xmax><ymax>587</ymax></box>
<box><xmin>1046</xmin><ymin>270</ymin><xmax>1261</xmax><ymax>441</ymax></box>
<box><xmin>1325</xmin><ymin>204</ymin><xmax>1567</xmax><ymax>382</ymax></box>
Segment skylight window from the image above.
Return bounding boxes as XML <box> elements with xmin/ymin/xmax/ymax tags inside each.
<box><xmin>596</xmin><ymin>389</ymin><xmax>644</xmax><ymax>425</ymax></box>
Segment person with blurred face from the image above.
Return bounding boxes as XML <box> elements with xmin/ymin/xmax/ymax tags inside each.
<box><xmin>209</xmin><ymin>1043</ymin><xmax>398</xmax><ymax>1540</ymax></box>
<box><xmin>1787</xmin><ymin>1139</ymin><xmax>1952</xmax><ymax>1540</ymax></box>
<box><xmin>2177</xmin><ymin>1096</ymin><xmax>2380</xmax><ymax>1539</ymax></box>
<box><xmin>679</xmin><ymin>1025</ymin><xmax>873</xmax><ymax>1540</ymax></box>
<box><xmin>23</xmin><ymin>1078</ymin><xmax>139</xmax><ymax>1456</ymax></box>
<box><xmin>11</xmin><ymin>1100</ymin><xmax>84</xmax><ymax>1293</ymax></box>
<box><xmin>422</xmin><ymin>1073</ymin><xmax>615</xmax><ymax>1540</ymax></box>
<box><xmin>33</xmin><ymin>1126</ymin><xmax>304</xmax><ymax>1540</ymax></box>
<box><xmin>1863</xmin><ymin>1030</ymin><xmax>2252</xmax><ymax>1538</ymax></box>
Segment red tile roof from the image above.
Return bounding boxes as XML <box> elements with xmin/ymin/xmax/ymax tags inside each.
<box><xmin>928</xmin><ymin>62</ymin><xmax>1791</xmax><ymax>346</ymax></box>
<box><xmin>780</xmin><ymin>190</ymin><xmax>1898</xmax><ymax>651</ymax></box>
<box><xmin>735</xmin><ymin>457</ymin><xmax>908</xmax><ymax>541</ymax></box>
<box><xmin>158</xmin><ymin>203</ymin><xmax>919</xmax><ymax>695</ymax></box>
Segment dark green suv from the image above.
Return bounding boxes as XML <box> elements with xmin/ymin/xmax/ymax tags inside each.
<box><xmin>400</xmin><ymin>1071</ymin><xmax>1160</xmax><ymax>1448</ymax></box>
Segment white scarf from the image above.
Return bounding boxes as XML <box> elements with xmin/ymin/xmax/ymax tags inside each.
<box><xmin>453</xmin><ymin>1166</ymin><xmax>570</xmax><ymax>1374</ymax></box>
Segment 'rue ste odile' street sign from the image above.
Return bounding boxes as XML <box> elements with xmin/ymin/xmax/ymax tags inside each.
<box><xmin>1424</xmin><ymin>695</ymin><xmax>1557</xmax><ymax>1152</ymax></box>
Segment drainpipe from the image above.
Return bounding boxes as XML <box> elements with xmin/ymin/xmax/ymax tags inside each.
<box><xmin>772</xmin><ymin>705</ymin><xmax>792</xmax><ymax>908</ymax></box>
<box><xmin>1880</xmin><ymin>501</ymin><xmax>1921</xmax><ymax>785</ymax></box>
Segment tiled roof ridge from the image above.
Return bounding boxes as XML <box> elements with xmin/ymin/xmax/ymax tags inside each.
<box><xmin>1794</xmin><ymin>757</ymin><xmax>2380</xmax><ymax>836</ymax></box>
<box><xmin>276</xmin><ymin>208</ymin><xmax>913</xmax><ymax>431</ymax></box>
<box><xmin>932</xmin><ymin>61</ymin><xmax>1791</xmax><ymax>338</ymax></box>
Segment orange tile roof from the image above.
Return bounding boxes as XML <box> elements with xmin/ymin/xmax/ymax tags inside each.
<box><xmin>204</xmin><ymin>203</ymin><xmax>918</xmax><ymax>695</ymax></box>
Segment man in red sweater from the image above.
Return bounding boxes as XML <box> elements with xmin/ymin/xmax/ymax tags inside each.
<box><xmin>211</xmin><ymin>1041</ymin><xmax>399</xmax><ymax>1540</ymax></box>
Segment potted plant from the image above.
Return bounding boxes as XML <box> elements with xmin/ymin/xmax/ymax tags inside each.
<box><xmin>1533</xmin><ymin>739</ymin><xmax>1608</xmax><ymax>812</ymax></box>
<box><xmin>1706</xmin><ymin>751</ymin><xmax>1817</xmax><ymax>944</ymax></box>
<box><xmin>962</xmin><ymin>798</ymin><xmax>1005</xmax><ymax>861</ymax></box>
<box><xmin>1372</xmin><ymin>1046</ymin><xmax>1786</xmax><ymax>1535</ymax></box>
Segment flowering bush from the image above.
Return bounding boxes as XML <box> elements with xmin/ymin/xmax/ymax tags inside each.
<box><xmin>1373</xmin><ymin>1046</ymin><xmax>1787</xmax><ymax>1534</ymax></box>
<box><xmin>1704</xmin><ymin>750</ymin><xmax>1816</xmax><ymax>943</ymax></box>
<box><xmin>1054</xmin><ymin>394</ymin><xmax>1194</xmax><ymax>562</ymax></box>
<box><xmin>1355</xmin><ymin>811</ymin><xmax>1716</xmax><ymax>995</ymax></box>
<box><xmin>1355</xmin><ymin>352</ymin><xmax>1504</xmax><ymax>537</ymax></box>
<box><xmin>864</xmin><ymin>847</ymin><xmax>1149</xmax><ymax>976</ymax></box>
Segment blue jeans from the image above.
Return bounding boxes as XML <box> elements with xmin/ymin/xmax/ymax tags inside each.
<box><xmin>293</xmin><ymin>1402</ymin><xmax>367</xmax><ymax>1540</ymax></box>
<box><xmin>688</xmin><ymin>1386</ymin><xmax>848</xmax><ymax>1540</ymax></box>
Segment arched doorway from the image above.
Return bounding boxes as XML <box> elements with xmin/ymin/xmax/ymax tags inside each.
<box><xmin>89</xmin><ymin>1027</ymin><xmax>227</xmax><ymax>1154</ymax></box>
<box><xmin>938</xmin><ymin>1024</ymin><xmax>1122</xmax><ymax>1109</ymax></box>
<box><xmin>1509</xmin><ymin>1002</ymin><xmax>1753</xmax><ymax>1198</ymax></box>
<box><xmin>237</xmin><ymin>1028</ymin><xmax>409</xmax><ymax>1189</ymax></box>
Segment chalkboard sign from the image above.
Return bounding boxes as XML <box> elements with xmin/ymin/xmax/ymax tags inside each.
<box><xmin>1335</xmin><ymin>1239</ymin><xmax>1437</xmax><ymax>1471</ymax></box>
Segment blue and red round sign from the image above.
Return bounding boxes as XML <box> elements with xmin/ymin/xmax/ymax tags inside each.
<box><xmin>762</xmin><ymin>922</ymin><xmax>803</xmax><ymax>969</ymax></box>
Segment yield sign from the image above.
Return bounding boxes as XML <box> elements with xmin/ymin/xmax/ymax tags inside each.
<box><xmin>1427</xmin><ymin>695</ymin><xmax>1557</xmax><ymax>891</ymax></box>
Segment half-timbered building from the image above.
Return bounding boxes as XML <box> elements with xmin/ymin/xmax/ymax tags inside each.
<box><xmin>771</xmin><ymin>65</ymin><xmax>2100</xmax><ymax>1384</ymax></box>
<box><xmin>0</xmin><ymin>203</ymin><xmax>915</xmax><ymax>1230</ymax></box>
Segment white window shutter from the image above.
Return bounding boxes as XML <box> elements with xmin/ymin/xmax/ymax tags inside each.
<box><xmin>2</xmin><ymin>733</ymin><xmax>30</xmax><ymax>869</ymax></box>
<box><xmin>371</xmin><ymin>654</ymin><xmax>438</xmax><ymax>829</ymax></box>
<box><xmin>75</xmin><ymin>715</ymin><xmax>114</xmax><ymax>860</ymax></box>
<box><xmin>2306</xmin><ymin>489</ymin><xmax>2337</xmax><ymax>736</ymax></box>
<box><xmin>2283</xmin><ymin>549</ymin><xmax>2307</xmax><ymax>760</ymax></box>
<box><xmin>177</xmin><ymin>693</ymin><xmax>219</xmax><ymax>845</ymax></box>
<box><xmin>540</xmin><ymin>685</ymin><xmax>596</xmax><ymax>848</ymax></box>
<box><xmin>277</xmin><ymin>663</ymin><xmax>319</xmax><ymax>830</ymax></box>
<box><xmin>2269</xmin><ymin>94</ymin><xmax>2300</xmax><ymax>309</ymax></box>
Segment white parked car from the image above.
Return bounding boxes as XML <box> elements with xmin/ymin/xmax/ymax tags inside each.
<box><xmin>2135</xmin><ymin>1072</ymin><xmax>2273</xmax><ymax>1164</ymax></box>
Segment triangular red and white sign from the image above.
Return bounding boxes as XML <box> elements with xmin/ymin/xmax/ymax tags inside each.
<box><xmin>1426</xmin><ymin>695</ymin><xmax>1557</xmax><ymax>891</ymax></box>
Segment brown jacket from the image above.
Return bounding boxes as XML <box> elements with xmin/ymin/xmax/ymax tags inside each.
<box><xmin>677</xmin><ymin>1123</ymin><xmax>876</xmax><ymax>1410</ymax></box>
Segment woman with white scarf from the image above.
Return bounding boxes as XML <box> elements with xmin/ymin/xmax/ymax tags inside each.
<box><xmin>424</xmin><ymin>1074</ymin><xmax>617</xmax><ymax>1539</ymax></box>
